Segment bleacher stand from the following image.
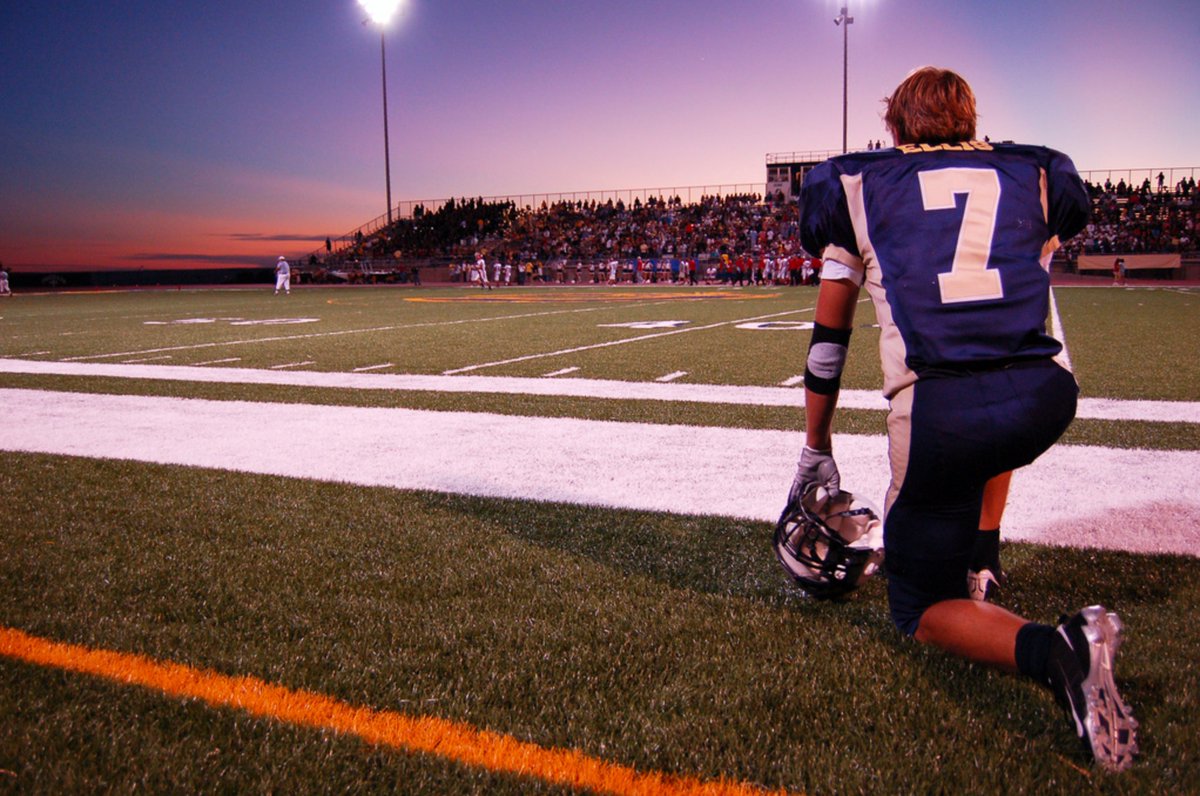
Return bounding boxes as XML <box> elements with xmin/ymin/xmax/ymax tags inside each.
<box><xmin>314</xmin><ymin>175</ymin><xmax>1197</xmax><ymax>284</ymax></box>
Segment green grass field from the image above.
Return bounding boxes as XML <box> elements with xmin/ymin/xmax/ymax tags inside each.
<box><xmin>2</xmin><ymin>283</ymin><xmax>1198</xmax><ymax>794</ymax></box>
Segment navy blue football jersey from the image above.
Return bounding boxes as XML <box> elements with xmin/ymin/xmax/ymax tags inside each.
<box><xmin>800</xmin><ymin>141</ymin><xmax>1089</xmax><ymax>397</ymax></box>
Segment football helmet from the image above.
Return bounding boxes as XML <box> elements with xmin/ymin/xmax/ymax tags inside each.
<box><xmin>773</xmin><ymin>484</ymin><xmax>884</xmax><ymax>599</ymax></box>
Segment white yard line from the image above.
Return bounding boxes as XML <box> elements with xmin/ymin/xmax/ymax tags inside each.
<box><xmin>192</xmin><ymin>357</ymin><xmax>242</xmax><ymax>366</ymax></box>
<box><xmin>543</xmin><ymin>367</ymin><xmax>581</xmax><ymax>377</ymax></box>
<box><xmin>352</xmin><ymin>363</ymin><xmax>394</xmax><ymax>372</ymax></box>
<box><xmin>1048</xmin><ymin>287</ymin><xmax>1073</xmax><ymax>371</ymax></box>
<box><xmin>779</xmin><ymin>375</ymin><xmax>805</xmax><ymax>387</ymax></box>
<box><xmin>121</xmin><ymin>355</ymin><xmax>173</xmax><ymax>364</ymax></box>
<box><xmin>3</xmin><ymin>358</ymin><xmax>1199</xmax><ymax>422</ymax></box>
<box><xmin>0</xmin><ymin>387</ymin><xmax>1195</xmax><ymax>558</ymax></box>
<box><xmin>269</xmin><ymin>361</ymin><xmax>315</xmax><ymax>370</ymax></box>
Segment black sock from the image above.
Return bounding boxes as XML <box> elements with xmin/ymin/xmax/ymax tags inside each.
<box><xmin>1015</xmin><ymin>622</ymin><xmax>1058</xmax><ymax>686</ymax></box>
<box><xmin>971</xmin><ymin>528</ymin><xmax>1001</xmax><ymax>571</ymax></box>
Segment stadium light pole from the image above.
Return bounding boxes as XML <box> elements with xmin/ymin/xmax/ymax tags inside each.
<box><xmin>834</xmin><ymin>5</ymin><xmax>854</xmax><ymax>154</ymax></box>
<box><xmin>359</xmin><ymin>0</ymin><xmax>405</xmax><ymax>226</ymax></box>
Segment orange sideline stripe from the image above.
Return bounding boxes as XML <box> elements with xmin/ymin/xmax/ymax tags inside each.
<box><xmin>0</xmin><ymin>627</ymin><xmax>789</xmax><ymax>796</ymax></box>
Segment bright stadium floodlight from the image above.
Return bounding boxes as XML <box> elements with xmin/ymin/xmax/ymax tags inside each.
<box><xmin>834</xmin><ymin>5</ymin><xmax>854</xmax><ymax>154</ymax></box>
<box><xmin>359</xmin><ymin>0</ymin><xmax>403</xmax><ymax>27</ymax></box>
<box><xmin>359</xmin><ymin>0</ymin><xmax>406</xmax><ymax>225</ymax></box>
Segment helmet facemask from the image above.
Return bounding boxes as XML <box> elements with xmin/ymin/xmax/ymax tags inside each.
<box><xmin>773</xmin><ymin>485</ymin><xmax>884</xmax><ymax>599</ymax></box>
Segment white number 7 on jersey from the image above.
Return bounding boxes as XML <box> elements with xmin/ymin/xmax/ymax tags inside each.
<box><xmin>918</xmin><ymin>168</ymin><xmax>1003</xmax><ymax>303</ymax></box>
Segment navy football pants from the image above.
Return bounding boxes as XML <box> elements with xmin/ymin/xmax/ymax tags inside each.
<box><xmin>883</xmin><ymin>359</ymin><xmax>1078</xmax><ymax>635</ymax></box>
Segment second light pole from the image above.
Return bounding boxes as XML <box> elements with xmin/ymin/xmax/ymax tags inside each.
<box><xmin>834</xmin><ymin>5</ymin><xmax>854</xmax><ymax>154</ymax></box>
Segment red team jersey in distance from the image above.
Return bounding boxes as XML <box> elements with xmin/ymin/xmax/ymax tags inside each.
<box><xmin>799</xmin><ymin>141</ymin><xmax>1090</xmax><ymax>398</ymax></box>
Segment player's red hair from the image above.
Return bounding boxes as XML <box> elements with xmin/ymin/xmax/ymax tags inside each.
<box><xmin>883</xmin><ymin>67</ymin><xmax>977</xmax><ymax>145</ymax></box>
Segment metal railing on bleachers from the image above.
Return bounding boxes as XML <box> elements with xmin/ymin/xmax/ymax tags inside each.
<box><xmin>1078</xmin><ymin>167</ymin><xmax>1198</xmax><ymax>192</ymax></box>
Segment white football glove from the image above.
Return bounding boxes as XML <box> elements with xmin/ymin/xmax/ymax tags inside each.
<box><xmin>788</xmin><ymin>446</ymin><xmax>841</xmax><ymax>505</ymax></box>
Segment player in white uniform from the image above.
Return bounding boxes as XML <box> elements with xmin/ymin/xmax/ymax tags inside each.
<box><xmin>274</xmin><ymin>256</ymin><xmax>291</xmax><ymax>295</ymax></box>
<box><xmin>476</xmin><ymin>253</ymin><xmax>492</xmax><ymax>290</ymax></box>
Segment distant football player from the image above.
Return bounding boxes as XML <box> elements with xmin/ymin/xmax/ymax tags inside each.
<box><xmin>274</xmin><ymin>256</ymin><xmax>291</xmax><ymax>295</ymax></box>
<box><xmin>791</xmin><ymin>66</ymin><xmax>1137</xmax><ymax>770</ymax></box>
<box><xmin>0</xmin><ymin>261</ymin><xmax>11</xmax><ymax>297</ymax></box>
<box><xmin>474</xmin><ymin>252</ymin><xmax>492</xmax><ymax>291</ymax></box>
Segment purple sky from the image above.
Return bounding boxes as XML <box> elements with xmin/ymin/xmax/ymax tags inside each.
<box><xmin>2</xmin><ymin>0</ymin><xmax>1198</xmax><ymax>271</ymax></box>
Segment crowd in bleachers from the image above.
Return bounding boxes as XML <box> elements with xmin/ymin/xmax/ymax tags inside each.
<box><xmin>364</xmin><ymin>197</ymin><xmax>517</xmax><ymax>258</ymax></box>
<box><xmin>335</xmin><ymin>193</ymin><xmax>805</xmax><ymax>272</ymax></box>
<box><xmin>485</xmin><ymin>194</ymin><xmax>800</xmax><ymax>264</ymax></box>
<box><xmin>1063</xmin><ymin>176</ymin><xmax>1199</xmax><ymax>257</ymax></box>
<box><xmin>330</xmin><ymin>173</ymin><xmax>1198</xmax><ymax>276</ymax></box>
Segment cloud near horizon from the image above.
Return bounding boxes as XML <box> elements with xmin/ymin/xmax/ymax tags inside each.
<box><xmin>127</xmin><ymin>252</ymin><xmax>275</xmax><ymax>266</ymax></box>
<box><xmin>223</xmin><ymin>232</ymin><xmax>332</xmax><ymax>243</ymax></box>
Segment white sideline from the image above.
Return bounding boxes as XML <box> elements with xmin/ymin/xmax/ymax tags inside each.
<box><xmin>2</xmin><ymin>358</ymin><xmax>1199</xmax><ymax>422</ymax></box>
<box><xmin>0</xmin><ymin>387</ymin><xmax>1196</xmax><ymax>558</ymax></box>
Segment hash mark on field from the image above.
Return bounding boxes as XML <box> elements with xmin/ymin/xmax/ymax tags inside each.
<box><xmin>543</xmin><ymin>367</ymin><xmax>580</xmax><ymax>377</ymax></box>
<box><xmin>20</xmin><ymin>351</ymin><xmax>51</xmax><ymax>357</ymax></box>
<box><xmin>270</xmin><ymin>361</ymin><xmax>315</xmax><ymax>370</ymax></box>
<box><xmin>192</xmin><ymin>357</ymin><xmax>242</xmax><ymax>366</ymax></box>
<box><xmin>779</xmin><ymin>375</ymin><xmax>805</xmax><ymax>387</ymax></box>
<box><xmin>121</xmin><ymin>355</ymin><xmax>173</xmax><ymax>364</ymax></box>
<box><xmin>656</xmin><ymin>371</ymin><xmax>688</xmax><ymax>383</ymax></box>
<box><xmin>352</xmin><ymin>363</ymin><xmax>394</xmax><ymax>372</ymax></box>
